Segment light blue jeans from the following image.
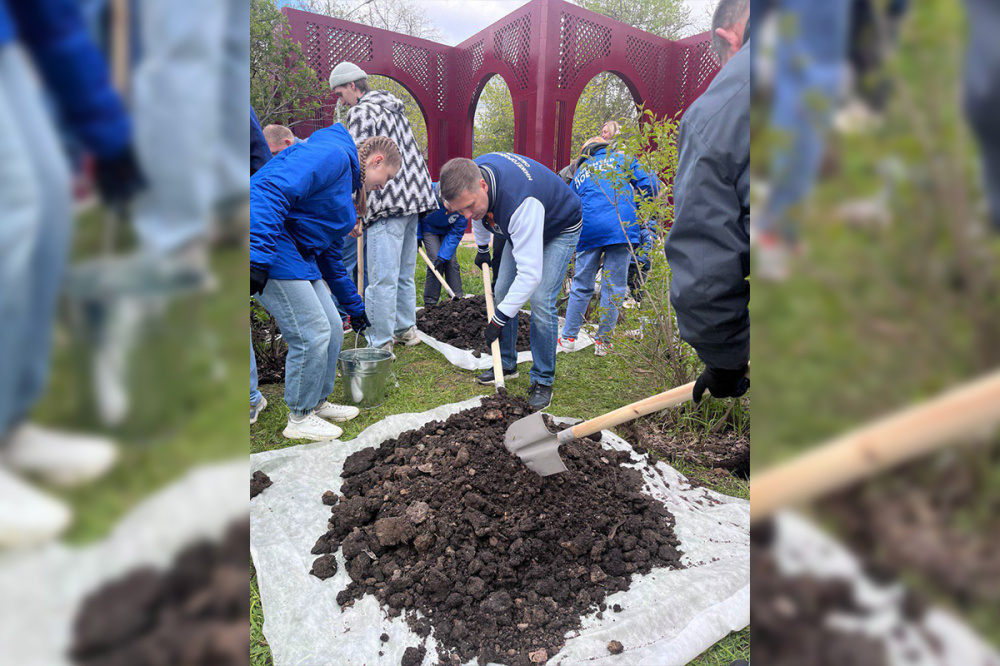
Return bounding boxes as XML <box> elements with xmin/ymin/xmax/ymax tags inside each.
<box><xmin>562</xmin><ymin>244</ymin><xmax>631</xmax><ymax>342</ymax></box>
<box><xmin>0</xmin><ymin>46</ymin><xmax>74</xmax><ymax>436</ymax></box>
<box><xmin>255</xmin><ymin>280</ymin><xmax>343</xmax><ymax>416</ymax></box>
<box><xmin>251</xmin><ymin>343</ymin><xmax>262</xmax><ymax>408</ymax></box>
<box><xmin>132</xmin><ymin>0</ymin><xmax>249</xmax><ymax>253</ymax></box>
<box><xmin>494</xmin><ymin>228</ymin><xmax>581</xmax><ymax>386</ymax></box>
<box><xmin>758</xmin><ymin>0</ymin><xmax>852</xmax><ymax>241</ymax></box>
<box><xmin>364</xmin><ymin>215</ymin><xmax>418</xmax><ymax>349</ymax></box>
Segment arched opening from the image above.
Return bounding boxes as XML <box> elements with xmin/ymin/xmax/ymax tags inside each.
<box><xmin>570</xmin><ymin>71</ymin><xmax>643</xmax><ymax>157</ymax></box>
<box><xmin>335</xmin><ymin>74</ymin><xmax>431</xmax><ymax>160</ymax></box>
<box><xmin>470</xmin><ymin>74</ymin><xmax>516</xmax><ymax>157</ymax></box>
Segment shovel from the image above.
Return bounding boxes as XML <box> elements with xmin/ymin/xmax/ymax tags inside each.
<box><xmin>506</xmin><ymin>379</ymin><xmax>699</xmax><ymax>476</ymax></box>
<box><xmin>418</xmin><ymin>246</ymin><xmax>457</xmax><ymax>299</ymax></box>
<box><xmin>481</xmin><ymin>264</ymin><xmax>504</xmax><ymax>393</ymax></box>
<box><xmin>356</xmin><ymin>232</ymin><xmax>365</xmax><ymax>300</ymax></box>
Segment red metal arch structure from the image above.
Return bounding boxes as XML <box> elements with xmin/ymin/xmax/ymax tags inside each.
<box><xmin>283</xmin><ymin>0</ymin><xmax>719</xmax><ymax>178</ymax></box>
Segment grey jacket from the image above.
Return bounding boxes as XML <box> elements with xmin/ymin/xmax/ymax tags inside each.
<box><xmin>664</xmin><ymin>43</ymin><xmax>750</xmax><ymax>371</ymax></box>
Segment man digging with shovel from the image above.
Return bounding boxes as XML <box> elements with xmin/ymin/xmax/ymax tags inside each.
<box><xmin>440</xmin><ymin>154</ymin><xmax>582</xmax><ymax>411</ymax></box>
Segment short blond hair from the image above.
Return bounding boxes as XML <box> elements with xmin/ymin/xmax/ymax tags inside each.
<box><xmin>263</xmin><ymin>124</ymin><xmax>294</xmax><ymax>144</ymax></box>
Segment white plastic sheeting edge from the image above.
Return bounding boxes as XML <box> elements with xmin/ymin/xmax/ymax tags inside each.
<box><xmin>250</xmin><ymin>397</ymin><xmax>749</xmax><ymax>666</ymax></box>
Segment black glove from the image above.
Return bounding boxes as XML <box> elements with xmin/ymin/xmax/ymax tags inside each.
<box><xmin>475</xmin><ymin>245</ymin><xmax>492</xmax><ymax>270</ymax></box>
<box><xmin>350</xmin><ymin>311</ymin><xmax>371</xmax><ymax>334</ymax></box>
<box><xmin>433</xmin><ymin>256</ymin><xmax>449</xmax><ymax>273</ymax></box>
<box><xmin>483</xmin><ymin>311</ymin><xmax>508</xmax><ymax>346</ymax></box>
<box><xmin>692</xmin><ymin>365</ymin><xmax>749</xmax><ymax>403</ymax></box>
<box><xmin>94</xmin><ymin>146</ymin><xmax>146</xmax><ymax>205</ymax></box>
<box><xmin>251</xmin><ymin>265</ymin><xmax>269</xmax><ymax>296</ymax></box>
<box><xmin>417</xmin><ymin>237</ymin><xmax>424</xmax><ymax>249</ymax></box>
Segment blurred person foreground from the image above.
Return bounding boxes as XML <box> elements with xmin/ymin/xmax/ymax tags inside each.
<box><xmin>0</xmin><ymin>0</ymin><xmax>246</xmax><ymax>663</ymax></box>
<box><xmin>752</xmin><ymin>0</ymin><xmax>1000</xmax><ymax>662</ymax></box>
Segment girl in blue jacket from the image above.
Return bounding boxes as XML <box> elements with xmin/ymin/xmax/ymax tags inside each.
<box><xmin>417</xmin><ymin>183</ymin><xmax>466</xmax><ymax>305</ymax></box>
<box><xmin>250</xmin><ymin>127</ymin><xmax>400</xmax><ymax>441</ymax></box>
<box><xmin>561</xmin><ymin>141</ymin><xmax>658</xmax><ymax>355</ymax></box>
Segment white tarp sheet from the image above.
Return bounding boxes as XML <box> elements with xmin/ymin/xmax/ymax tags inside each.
<box><xmin>0</xmin><ymin>459</ymin><xmax>249</xmax><ymax>666</ymax></box>
<box><xmin>250</xmin><ymin>397</ymin><xmax>750</xmax><ymax>666</ymax></box>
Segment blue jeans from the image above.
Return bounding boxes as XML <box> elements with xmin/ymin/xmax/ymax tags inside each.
<box><xmin>563</xmin><ymin>244</ymin><xmax>631</xmax><ymax>342</ymax></box>
<box><xmin>251</xmin><ymin>343</ymin><xmax>262</xmax><ymax>408</ymax></box>
<box><xmin>132</xmin><ymin>0</ymin><xmax>248</xmax><ymax>253</ymax></box>
<box><xmin>494</xmin><ymin>228</ymin><xmax>581</xmax><ymax>386</ymax></box>
<box><xmin>759</xmin><ymin>0</ymin><xmax>851</xmax><ymax>241</ymax></box>
<box><xmin>964</xmin><ymin>0</ymin><xmax>1000</xmax><ymax>230</ymax></box>
<box><xmin>364</xmin><ymin>215</ymin><xmax>418</xmax><ymax>349</ymax></box>
<box><xmin>255</xmin><ymin>280</ymin><xmax>343</xmax><ymax>416</ymax></box>
<box><xmin>0</xmin><ymin>46</ymin><xmax>73</xmax><ymax>436</ymax></box>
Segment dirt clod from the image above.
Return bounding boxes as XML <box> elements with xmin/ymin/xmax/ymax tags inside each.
<box><xmin>71</xmin><ymin>520</ymin><xmax>250</xmax><ymax>666</ymax></box>
<box><xmin>607</xmin><ymin>640</ymin><xmax>624</xmax><ymax>654</ymax></box>
<box><xmin>416</xmin><ymin>295</ymin><xmax>531</xmax><ymax>357</ymax></box>
<box><xmin>322</xmin><ymin>491</ymin><xmax>339</xmax><ymax>506</ymax></box>
<box><xmin>251</xmin><ymin>471</ymin><xmax>272</xmax><ymax>499</ymax></box>
<box><xmin>312</xmin><ymin>395</ymin><xmax>683</xmax><ymax>665</ymax></box>
<box><xmin>310</xmin><ymin>554</ymin><xmax>339</xmax><ymax>580</ymax></box>
<box><xmin>401</xmin><ymin>645</ymin><xmax>426</xmax><ymax>666</ymax></box>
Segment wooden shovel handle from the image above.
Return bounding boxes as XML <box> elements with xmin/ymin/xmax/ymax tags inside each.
<box><xmin>750</xmin><ymin>369</ymin><xmax>1000</xmax><ymax>524</ymax></box>
<box><xmin>418</xmin><ymin>246</ymin><xmax>457</xmax><ymax>298</ymax></box>
<box><xmin>481</xmin><ymin>265</ymin><xmax>504</xmax><ymax>390</ymax></box>
<box><xmin>356</xmin><ymin>234</ymin><xmax>364</xmax><ymax>300</ymax></box>
<box><xmin>568</xmin><ymin>381</ymin><xmax>697</xmax><ymax>441</ymax></box>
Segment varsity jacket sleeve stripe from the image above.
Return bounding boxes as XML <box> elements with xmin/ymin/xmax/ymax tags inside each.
<box><xmin>473</xmin><ymin>218</ymin><xmax>491</xmax><ymax>248</ymax></box>
<box><xmin>496</xmin><ymin>197</ymin><xmax>545</xmax><ymax>319</ymax></box>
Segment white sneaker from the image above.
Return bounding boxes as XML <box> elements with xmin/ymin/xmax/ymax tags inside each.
<box><xmin>392</xmin><ymin>326</ymin><xmax>421</xmax><ymax>347</ymax></box>
<box><xmin>595</xmin><ymin>341</ymin><xmax>611</xmax><ymax>357</ymax></box>
<box><xmin>282</xmin><ymin>413</ymin><xmax>343</xmax><ymax>441</ymax></box>
<box><xmin>0</xmin><ymin>466</ymin><xmax>72</xmax><ymax>549</ymax></box>
<box><xmin>3</xmin><ymin>424</ymin><xmax>118</xmax><ymax>487</ymax></box>
<box><xmin>558</xmin><ymin>336</ymin><xmax>577</xmax><ymax>351</ymax></box>
<box><xmin>314</xmin><ymin>401</ymin><xmax>360</xmax><ymax>422</ymax></box>
<box><xmin>251</xmin><ymin>396</ymin><xmax>268</xmax><ymax>426</ymax></box>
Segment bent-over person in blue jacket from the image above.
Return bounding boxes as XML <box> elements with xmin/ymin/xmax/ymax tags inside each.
<box><xmin>418</xmin><ymin>183</ymin><xmax>466</xmax><ymax>305</ymax></box>
<box><xmin>562</xmin><ymin>140</ymin><xmax>658</xmax><ymax>355</ymax></box>
<box><xmin>250</xmin><ymin>126</ymin><xmax>401</xmax><ymax>441</ymax></box>
<box><xmin>440</xmin><ymin>153</ymin><xmax>582</xmax><ymax>411</ymax></box>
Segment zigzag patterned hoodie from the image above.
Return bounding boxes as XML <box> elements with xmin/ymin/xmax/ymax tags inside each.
<box><xmin>345</xmin><ymin>89</ymin><xmax>437</xmax><ymax>224</ymax></box>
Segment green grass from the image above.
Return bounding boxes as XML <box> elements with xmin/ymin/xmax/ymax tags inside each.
<box><xmin>251</xmin><ymin>243</ymin><xmax>749</xmax><ymax>665</ymax></box>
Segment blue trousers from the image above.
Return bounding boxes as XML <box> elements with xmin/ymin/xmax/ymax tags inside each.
<box><xmin>562</xmin><ymin>244</ymin><xmax>631</xmax><ymax>342</ymax></box>
<box><xmin>964</xmin><ymin>0</ymin><xmax>1000</xmax><ymax>230</ymax></box>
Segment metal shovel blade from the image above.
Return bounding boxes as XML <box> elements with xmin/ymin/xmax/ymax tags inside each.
<box><xmin>504</xmin><ymin>411</ymin><xmax>569</xmax><ymax>476</ymax></box>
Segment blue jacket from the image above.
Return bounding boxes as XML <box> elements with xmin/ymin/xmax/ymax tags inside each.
<box><xmin>250</xmin><ymin>124</ymin><xmax>365</xmax><ymax>317</ymax></box>
<box><xmin>471</xmin><ymin>153</ymin><xmax>581</xmax><ymax>320</ymax></box>
<box><xmin>251</xmin><ymin>107</ymin><xmax>271</xmax><ymax>176</ymax></box>
<box><xmin>571</xmin><ymin>146</ymin><xmax>658</xmax><ymax>253</ymax></box>
<box><xmin>0</xmin><ymin>0</ymin><xmax>130</xmax><ymax>159</ymax></box>
<box><xmin>418</xmin><ymin>184</ymin><xmax>466</xmax><ymax>263</ymax></box>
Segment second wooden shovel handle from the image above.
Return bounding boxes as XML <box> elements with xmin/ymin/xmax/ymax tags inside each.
<box><xmin>482</xmin><ymin>265</ymin><xmax>504</xmax><ymax>390</ymax></box>
<box><xmin>418</xmin><ymin>246</ymin><xmax>457</xmax><ymax>298</ymax></box>
<box><xmin>568</xmin><ymin>381</ymin><xmax>697</xmax><ymax>441</ymax></box>
<box><xmin>356</xmin><ymin>233</ymin><xmax>364</xmax><ymax>300</ymax></box>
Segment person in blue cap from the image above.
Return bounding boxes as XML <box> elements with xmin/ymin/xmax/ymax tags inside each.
<box><xmin>251</xmin><ymin>129</ymin><xmax>401</xmax><ymax>441</ymax></box>
<box><xmin>418</xmin><ymin>183</ymin><xmax>467</xmax><ymax>306</ymax></box>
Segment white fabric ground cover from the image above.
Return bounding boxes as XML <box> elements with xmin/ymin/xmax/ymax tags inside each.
<box><xmin>250</xmin><ymin>397</ymin><xmax>750</xmax><ymax>665</ymax></box>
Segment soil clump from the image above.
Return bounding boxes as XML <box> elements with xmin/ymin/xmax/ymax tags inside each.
<box><xmin>309</xmin><ymin>395</ymin><xmax>683</xmax><ymax>665</ymax></box>
<box><xmin>416</xmin><ymin>295</ymin><xmax>532</xmax><ymax>357</ymax></box>
<box><xmin>251</xmin><ymin>471</ymin><xmax>272</xmax><ymax>499</ymax></box>
<box><xmin>71</xmin><ymin>520</ymin><xmax>250</xmax><ymax>666</ymax></box>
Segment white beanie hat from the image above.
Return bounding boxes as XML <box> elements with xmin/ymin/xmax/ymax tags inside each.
<box><xmin>329</xmin><ymin>62</ymin><xmax>368</xmax><ymax>89</ymax></box>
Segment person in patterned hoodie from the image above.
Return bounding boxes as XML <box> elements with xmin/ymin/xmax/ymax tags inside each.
<box><xmin>330</xmin><ymin>62</ymin><xmax>437</xmax><ymax>352</ymax></box>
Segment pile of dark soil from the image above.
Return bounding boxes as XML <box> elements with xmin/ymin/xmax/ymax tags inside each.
<box><xmin>750</xmin><ymin>522</ymin><xmax>893</xmax><ymax>666</ymax></box>
<box><xmin>71</xmin><ymin>520</ymin><xmax>250</xmax><ymax>666</ymax></box>
<box><xmin>416</xmin><ymin>295</ymin><xmax>532</xmax><ymax>357</ymax></box>
<box><xmin>251</xmin><ymin>471</ymin><xmax>272</xmax><ymax>499</ymax></box>
<box><xmin>822</xmin><ymin>448</ymin><xmax>1000</xmax><ymax>607</ymax></box>
<box><xmin>310</xmin><ymin>395</ymin><xmax>683</xmax><ymax>665</ymax></box>
<box><xmin>252</xmin><ymin>303</ymin><xmax>286</xmax><ymax>385</ymax></box>
<box><xmin>620</xmin><ymin>415</ymin><xmax>749</xmax><ymax>478</ymax></box>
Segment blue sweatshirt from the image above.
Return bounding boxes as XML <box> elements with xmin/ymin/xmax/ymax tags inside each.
<box><xmin>418</xmin><ymin>183</ymin><xmax>467</xmax><ymax>263</ymax></box>
<box><xmin>250</xmin><ymin>124</ymin><xmax>365</xmax><ymax>317</ymax></box>
<box><xmin>0</xmin><ymin>0</ymin><xmax>130</xmax><ymax>159</ymax></box>
<box><xmin>471</xmin><ymin>153</ymin><xmax>581</xmax><ymax>319</ymax></box>
<box><xmin>571</xmin><ymin>146</ymin><xmax>658</xmax><ymax>253</ymax></box>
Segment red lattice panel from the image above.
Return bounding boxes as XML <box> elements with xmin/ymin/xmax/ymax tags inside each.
<box><xmin>558</xmin><ymin>13</ymin><xmax>612</xmax><ymax>89</ymax></box>
<box><xmin>392</xmin><ymin>41</ymin><xmax>431</xmax><ymax>94</ymax></box>
<box><xmin>305</xmin><ymin>23</ymin><xmax>373</xmax><ymax>81</ymax></box>
<box><xmin>456</xmin><ymin>40</ymin><xmax>485</xmax><ymax>100</ymax></box>
<box><xmin>432</xmin><ymin>52</ymin><xmax>447</xmax><ymax>112</ymax></box>
<box><xmin>626</xmin><ymin>34</ymin><xmax>661</xmax><ymax>107</ymax></box>
<box><xmin>493</xmin><ymin>15</ymin><xmax>532</xmax><ymax>90</ymax></box>
<box><xmin>675</xmin><ymin>39</ymin><xmax>719</xmax><ymax>111</ymax></box>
